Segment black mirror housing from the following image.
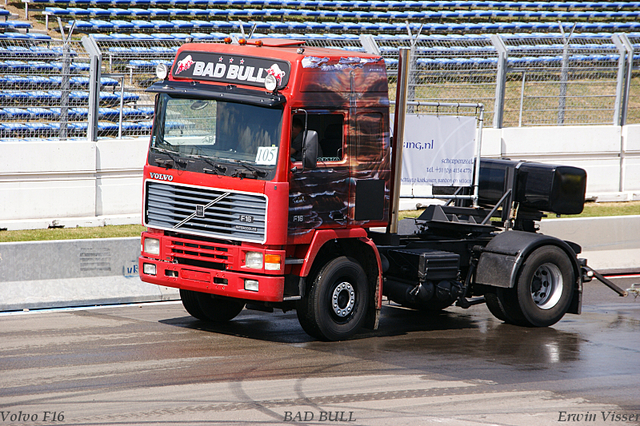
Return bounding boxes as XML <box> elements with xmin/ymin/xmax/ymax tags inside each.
<box><xmin>302</xmin><ymin>130</ymin><xmax>319</xmax><ymax>170</ymax></box>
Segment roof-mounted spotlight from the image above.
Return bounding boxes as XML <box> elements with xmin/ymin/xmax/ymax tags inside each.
<box><xmin>155</xmin><ymin>63</ymin><xmax>169</xmax><ymax>80</ymax></box>
<box><xmin>264</xmin><ymin>74</ymin><xmax>277</xmax><ymax>92</ymax></box>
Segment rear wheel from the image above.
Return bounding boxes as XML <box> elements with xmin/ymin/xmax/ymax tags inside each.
<box><xmin>514</xmin><ymin>246</ymin><xmax>574</xmax><ymax>327</ymax></box>
<box><xmin>297</xmin><ymin>256</ymin><xmax>370</xmax><ymax>341</ymax></box>
<box><xmin>486</xmin><ymin>246</ymin><xmax>574</xmax><ymax>327</ymax></box>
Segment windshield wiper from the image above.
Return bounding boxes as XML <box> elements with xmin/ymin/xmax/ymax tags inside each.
<box><xmin>183</xmin><ymin>153</ymin><xmax>228</xmax><ymax>176</ymax></box>
<box><xmin>152</xmin><ymin>146</ymin><xmax>187</xmax><ymax>168</ymax></box>
<box><xmin>229</xmin><ymin>160</ymin><xmax>268</xmax><ymax>179</ymax></box>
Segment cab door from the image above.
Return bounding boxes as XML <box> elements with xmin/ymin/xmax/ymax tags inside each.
<box><xmin>288</xmin><ymin>111</ymin><xmax>351</xmax><ymax>237</ymax></box>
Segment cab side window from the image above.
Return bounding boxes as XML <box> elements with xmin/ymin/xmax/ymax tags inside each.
<box><xmin>293</xmin><ymin>113</ymin><xmax>344</xmax><ymax>162</ymax></box>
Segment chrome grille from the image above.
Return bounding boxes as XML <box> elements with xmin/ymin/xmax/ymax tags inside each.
<box><xmin>145</xmin><ymin>181</ymin><xmax>267</xmax><ymax>243</ymax></box>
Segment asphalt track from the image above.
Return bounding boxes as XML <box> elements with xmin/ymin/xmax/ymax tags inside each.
<box><xmin>0</xmin><ymin>277</ymin><xmax>639</xmax><ymax>426</ymax></box>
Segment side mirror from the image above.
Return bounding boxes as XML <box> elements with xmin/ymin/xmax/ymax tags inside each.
<box><xmin>302</xmin><ymin>130</ymin><xmax>318</xmax><ymax>170</ymax></box>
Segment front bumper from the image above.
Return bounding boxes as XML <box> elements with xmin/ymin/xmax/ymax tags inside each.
<box><xmin>139</xmin><ymin>231</ymin><xmax>285</xmax><ymax>302</ymax></box>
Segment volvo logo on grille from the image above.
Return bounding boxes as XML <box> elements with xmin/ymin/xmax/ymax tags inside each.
<box><xmin>150</xmin><ymin>172</ymin><xmax>173</xmax><ymax>181</ymax></box>
<box><xmin>173</xmin><ymin>192</ymin><xmax>230</xmax><ymax>229</ymax></box>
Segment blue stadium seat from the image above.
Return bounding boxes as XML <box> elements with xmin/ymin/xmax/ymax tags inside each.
<box><xmin>1</xmin><ymin>61</ymin><xmax>29</xmax><ymax>72</ymax></box>
<box><xmin>0</xmin><ymin>123</ymin><xmax>30</xmax><ymax>136</ymax></box>
<box><xmin>99</xmin><ymin>107</ymin><xmax>120</xmax><ymax>119</ymax></box>
<box><xmin>27</xmin><ymin>107</ymin><xmax>59</xmax><ymax>119</ymax></box>
<box><xmin>122</xmin><ymin>106</ymin><xmax>154</xmax><ymax>118</ymax></box>
<box><xmin>1</xmin><ymin>90</ymin><xmax>29</xmax><ymax>101</ymax></box>
<box><xmin>287</xmin><ymin>22</ymin><xmax>308</xmax><ymax>32</ymax></box>
<box><xmin>25</xmin><ymin>123</ymin><xmax>53</xmax><ymax>133</ymax></box>
<box><xmin>3</xmin><ymin>21</ymin><xmax>32</xmax><ymax>30</ymax></box>
<box><xmin>2</xmin><ymin>108</ymin><xmax>32</xmax><ymax>119</ymax></box>
<box><xmin>305</xmin><ymin>22</ymin><xmax>326</xmax><ymax>32</ymax></box>
<box><xmin>170</xmin><ymin>20</ymin><xmax>196</xmax><ymax>30</ymax></box>
<box><xmin>150</xmin><ymin>20</ymin><xmax>176</xmax><ymax>30</ymax></box>
<box><xmin>28</xmin><ymin>90</ymin><xmax>61</xmax><ymax>102</ymax></box>
<box><xmin>132</xmin><ymin>20</ymin><xmax>156</xmax><ymax>30</ymax></box>
<box><xmin>148</xmin><ymin>8</ymin><xmax>172</xmax><ymax>17</ymax></box>
<box><xmin>67</xmin><ymin>108</ymin><xmax>89</xmax><ymax>119</ymax></box>
<box><xmin>166</xmin><ymin>8</ymin><xmax>192</xmax><ymax>17</ymax></box>
<box><xmin>0</xmin><ymin>75</ymin><xmax>30</xmax><ymax>86</ymax></box>
<box><xmin>189</xmin><ymin>9</ymin><xmax>212</xmax><ymax>17</ymax></box>
<box><xmin>112</xmin><ymin>20</ymin><xmax>136</xmax><ymax>30</ymax></box>
<box><xmin>130</xmin><ymin>33</ymin><xmax>155</xmax><ymax>40</ymax></box>
<box><xmin>90</xmin><ymin>19</ymin><xmax>116</xmax><ymax>30</ymax></box>
<box><xmin>28</xmin><ymin>76</ymin><xmax>55</xmax><ymax>86</ymax></box>
<box><xmin>106</xmin><ymin>7</ymin><xmax>133</xmax><ymax>16</ymax></box>
<box><xmin>86</xmin><ymin>8</ymin><xmax>111</xmax><ymax>17</ymax></box>
<box><xmin>190</xmin><ymin>20</ymin><xmax>214</xmax><ymax>30</ymax></box>
<box><xmin>107</xmin><ymin>33</ymin><xmax>134</xmax><ymax>41</ymax></box>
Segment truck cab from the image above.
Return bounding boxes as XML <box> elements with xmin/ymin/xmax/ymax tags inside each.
<box><xmin>139</xmin><ymin>39</ymin><xmax>390</xmax><ymax>339</ymax></box>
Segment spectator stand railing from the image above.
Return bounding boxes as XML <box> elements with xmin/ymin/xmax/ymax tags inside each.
<box><xmin>0</xmin><ymin>31</ymin><xmax>638</xmax><ymax>141</ymax></box>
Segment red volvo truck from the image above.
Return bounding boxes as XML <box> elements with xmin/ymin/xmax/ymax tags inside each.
<box><xmin>139</xmin><ymin>39</ymin><xmax>627</xmax><ymax>341</ymax></box>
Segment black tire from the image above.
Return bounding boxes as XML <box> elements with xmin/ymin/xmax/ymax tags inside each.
<box><xmin>485</xmin><ymin>287</ymin><xmax>528</xmax><ymax>324</ymax></box>
<box><xmin>180</xmin><ymin>289</ymin><xmax>208</xmax><ymax>321</ymax></box>
<box><xmin>513</xmin><ymin>245</ymin><xmax>574</xmax><ymax>327</ymax></box>
<box><xmin>180</xmin><ymin>289</ymin><xmax>245</xmax><ymax>322</ymax></box>
<box><xmin>197</xmin><ymin>293</ymin><xmax>245</xmax><ymax>322</ymax></box>
<box><xmin>297</xmin><ymin>256</ymin><xmax>370</xmax><ymax>341</ymax></box>
<box><xmin>484</xmin><ymin>291</ymin><xmax>509</xmax><ymax>322</ymax></box>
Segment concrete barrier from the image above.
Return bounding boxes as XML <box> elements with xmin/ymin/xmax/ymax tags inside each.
<box><xmin>539</xmin><ymin>215</ymin><xmax>640</xmax><ymax>273</ymax></box>
<box><xmin>1</xmin><ymin>216</ymin><xmax>638</xmax><ymax>312</ymax></box>
<box><xmin>2</xmin><ymin>124</ymin><xmax>640</xmax><ymax>230</ymax></box>
<box><xmin>0</xmin><ymin>238</ymin><xmax>178</xmax><ymax>312</ymax></box>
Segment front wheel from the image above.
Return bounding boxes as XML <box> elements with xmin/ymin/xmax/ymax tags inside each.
<box><xmin>297</xmin><ymin>256</ymin><xmax>370</xmax><ymax>341</ymax></box>
<box><xmin>181</xmin><ymin>289</ymin><xmax>245</xmax><ymax>322</ymax></box>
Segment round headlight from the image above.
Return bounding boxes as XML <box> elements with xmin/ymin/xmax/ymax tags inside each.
<box><xmin>156</xmin><ymin>63</ymin><xmax>169</xmax><ymax>80</ymax></box>
<box><xmin>264</xmin><ymin>74</ymin><xmax>277</xmax><ymax>91</ymax></box>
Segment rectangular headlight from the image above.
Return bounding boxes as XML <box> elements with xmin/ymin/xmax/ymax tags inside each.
<box><xmin>244</xmin><ymin>279</ymin><xmax>259</xmax><ymax>292</ymax></box>
<box><xmin>144</xmin><ymin>238</ymin><xmax>160</xmax><ymax>256</ymax></box>
<box><xmin>245</xmin><ymin>252</ymin><xmax>263</xmax><ymax>269</ymax></box>
<box><xmin>143</xmin><ymin>263</ymin><xmax>156</xmax><ymax>276</ymax></box>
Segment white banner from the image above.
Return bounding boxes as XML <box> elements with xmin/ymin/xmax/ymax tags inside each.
<box><xmin>400</xmin><ymin>115</ymin><xmax>476</xmax><ymax>187</ymax></box>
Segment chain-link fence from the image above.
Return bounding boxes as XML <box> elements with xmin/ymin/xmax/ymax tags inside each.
<box><xmin>0</xmin><ymin>32</ymin><xmax>638</xmax><ymax>141</ymax></box>
<box><xmin>501</xmin><ymin>33</ymin><xmax>623</xmax><ymax>127</ymax></box>
<box><xmin>0</xmin><ymin>37</ymin><xmax>92</xmax><ymax>140</ymax></box>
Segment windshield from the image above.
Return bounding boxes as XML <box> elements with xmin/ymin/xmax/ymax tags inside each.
<box><xmin>150</xmin><ymin>93</ymin><xmax>283</xmax><ymax>178</ymax></box>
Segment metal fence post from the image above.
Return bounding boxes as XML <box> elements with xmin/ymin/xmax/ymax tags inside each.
<box><xmin>490</xmin><ymin>35</ymin><xmax>508</xmax><ymax>129</ymax></box>
<box><xmin>82</xmin><ymin>35</ymin><xmax>102</xmax><ymax>142</ymax></box>
<box><xmin>558</xmin><ymin>43</ymin><xmax>570</xmax><ymax>125</ymax></box>
<box><xmin>612</xmin><ymin>33</ymin><xmax>634</xmax><ymax>126</ymax></box>
<box><xmin>57</xmin><ymin>18</ymin><xmax>73</xmax><ymax>140</ymax></box>
<box><xmin>557</xmin><ymin>24</ymin><xmax>576</xmax><ymax>125</ymax></box>
<box><xmin>359</xmin><ymin>34</ymin><xmax>381</xmax><ymax>56</ymax></box>
<box><xmin>388</xmin><ymin>47</ymin><xmax>411</xmax><ymax>235</ymax></box>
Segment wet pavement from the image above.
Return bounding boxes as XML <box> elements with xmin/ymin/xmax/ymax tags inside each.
<box><xmin>0</xmin><ymin>277</ymin><xmax>638</xmax><ymax>425</ymax></box>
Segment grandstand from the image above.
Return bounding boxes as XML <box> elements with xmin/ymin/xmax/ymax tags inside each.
<box><xmin>0</xmin><ymin>0</ymin><xmax>639</xmax><ymax>139</ymax></box>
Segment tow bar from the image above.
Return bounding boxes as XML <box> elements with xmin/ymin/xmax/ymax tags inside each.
<box><xmin>582</xmin><ymin>265</ymin><xmax>630</xmax><ymax>297</ymax></box>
